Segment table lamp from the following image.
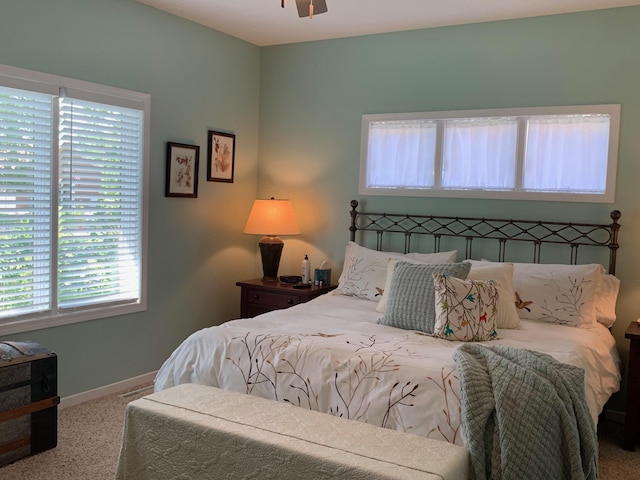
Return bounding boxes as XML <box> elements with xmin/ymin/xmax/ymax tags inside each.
<box><xmin>244</xmin><ymin>198</ymin><xmax>301</xmax><ymax>281</ymax></box>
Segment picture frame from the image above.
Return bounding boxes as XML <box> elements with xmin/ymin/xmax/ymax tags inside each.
<box><xmin>207</xmin><ymin>130</ymin><xmax>235</xmax><ymax>183</ymax></box>
<box><xmin>165</xmin><ymin>142</ymin><xmax>200</xmax><ymax>198</ymax></box>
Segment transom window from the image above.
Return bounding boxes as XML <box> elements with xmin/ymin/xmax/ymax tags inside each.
<box><xmin>0</xmin><ymin>64</ymin><xmax>149</xmax><ymax>335</ymax></box>
<box><xmin>360</xmin><ymin>105</ymin><xmax>620</xmax><ymax>202</ymax></box>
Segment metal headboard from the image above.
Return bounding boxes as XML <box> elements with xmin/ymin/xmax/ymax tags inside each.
<box><xmin>348</xmin><ymin>200</ymin><xmax>621</xmax><ymax>275</ymax></box>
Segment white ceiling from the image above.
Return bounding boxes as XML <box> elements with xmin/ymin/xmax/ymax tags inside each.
<box><xmin>135</xmin><ymin>0</ymin><xmax>640</xmax><ymax>46</ymax></box>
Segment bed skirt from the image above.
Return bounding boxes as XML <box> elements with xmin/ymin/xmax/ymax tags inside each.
<box><xmin>115</xmin><ymin>383</ymin><xmax>469</xmax><ymax>480</ymax></box>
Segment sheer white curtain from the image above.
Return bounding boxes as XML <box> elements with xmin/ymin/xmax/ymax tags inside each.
<box><xmin>442</xmin><ymin>117</ymin><xmax>517</xmax><ymax>190</ymax></box>
<box><xmin>524</xmin><ymin>115</ymin><xmax>610</xmax><ymax>193</ymax></box>
<box><xmin>360</xmin><ymin>106</ymin><xmax>618</xmax><ymax>202</ymax></box>
<box><xmin>367</xmin><ymin>120</ymin><xmax>436</xmax><ymax>188</ymax></box>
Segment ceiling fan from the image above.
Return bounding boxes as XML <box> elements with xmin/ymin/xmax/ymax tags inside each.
<box><xmin>281</xmin><ymin>0</ymin><xmax>328</xmax><ymax>19</ymax></box>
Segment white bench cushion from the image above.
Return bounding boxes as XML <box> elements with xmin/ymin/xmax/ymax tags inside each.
<box><xmin>116</xmin><ymin>383</ymin><xmax>468</xmax><ymax>480</ymax></box>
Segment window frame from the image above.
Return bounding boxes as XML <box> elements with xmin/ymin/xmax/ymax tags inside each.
<box><xmin>0</xmin><ymin>64</ymin><xmax>149</xmax><ymax>335</ymax></box>
<box><xmin>359</xmin><ymin>104</ymin><xmax>620</xmax><ymax>203</ymax></box>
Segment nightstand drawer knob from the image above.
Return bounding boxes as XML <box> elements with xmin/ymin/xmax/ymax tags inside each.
<box><xmin>287</xmin><ymin>299</ymin><xmax>293</xmax><ymax>305</ymax></box>
<box><xmin>253</xmin><ymin>294</ymin><xmax>260</xmax><ymax>300</ymax></box>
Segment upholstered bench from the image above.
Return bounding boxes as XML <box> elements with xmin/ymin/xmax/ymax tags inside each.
<box><xmin>116</xmin><ymin>383</ymin><xmax>469</xmax><ymax>480</ymax></box>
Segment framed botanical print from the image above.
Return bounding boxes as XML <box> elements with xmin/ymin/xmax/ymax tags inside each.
<box><xmin>207</xmin><ymin>130</ymin><xmax>235</xmax><ymax>183</ymax></box>
<box><xmin>166</xmin><ymin>142</ymin><xmax>199</xmax><ymax>198</ymax></box>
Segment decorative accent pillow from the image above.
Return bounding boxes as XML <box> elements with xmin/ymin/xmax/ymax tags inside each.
<box><xmin>377</xmin><ymin>261</ymin><xmax>471</xmax><ymax>333</ymax></box>
<box><xmin>511</xmin><ymin>263</ymin><xmax>602</xmax><ymax>327</ymax></box>
<box><xmin>432</xmin><ymin>274</ymin><xmax>499</xmax><ymax>342</ymax></box>
<box><xmin>464</xmin><ymin>260</ymin><xmax>520</xmax><ymax>329</ymax></box>
<box><xmin>376</xmin><ymin>256</ymin><xmax>459</xmax><ymax>313</ymax></box>
<box><xmin>336</xmin><ymin>241</ymin><xmax>457</xmax><ymax>301</ymax></box>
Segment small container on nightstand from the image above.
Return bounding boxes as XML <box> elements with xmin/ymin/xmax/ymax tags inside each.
<box><xmin>624</xmin><ymin>320</ymin><xmax>640</xmax><ymax>451</ymax></box>
<box><xmin>236</xmin><ymin>278</ymin><xmax>337</xmax><ymax>318</ymax></box>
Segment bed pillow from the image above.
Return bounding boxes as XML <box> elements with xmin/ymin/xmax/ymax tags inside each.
<box><xmin>511</xmin><ymin>263</ymin><xmax>603</xmax><ymax>327</ymax></box>
<box><xmin>335</xmin><ymin>241</ymin><xmax>457</xmax><ymax>301</ymax></box>
<box><xmin>594</xmin><ymin>274</ymin><xmax>620</xmax><ymax>328</ymax></box>
<box><xmin>464</xmin><ymin>260</ymin><xmax>520</xmax><ymax>329</ymax></box>
<box><xmin>432</xmin><ymin>274</ymin><xmax>499</xmax><ymax>342</ymax></box>
<box><xmin>406</xmin><ymin>251</ymin><xmax>458</xmax><ymax>263</ymax></box>
<box><xmin>377</xmin><ymin>261</ymin><xmax>471</xmax><ymax>334</ymax></box>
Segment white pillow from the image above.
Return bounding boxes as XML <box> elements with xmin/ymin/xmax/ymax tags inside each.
<box><xmin>594</xmin><ymin>274</ymin><xmax>620</xmax><ymax>328</ymax></box>
<box><xmin>511</xmin><ymin>263</ymin><xmax>603</xmax><ymax>327</ymax></box>
<box><xmin>336</xmin><ymin>241</ymin><xmax>457</xmax><ymax>301</ymax></box>
<box><xmin>376</xmin><ymin>254</ymin><xmax>458</xmax><ymax>312</ymax></box>
<box><xmin>432</xmin><ymin>273</ymin><xmax>499</xmax><ymax>342</ymax></box>
<box><xmin>406</xmin><ymin>251</ymin><xmax>457</xmax><ymax>262</ymax></box>
<box><xmin>464</xmin><ymin>260</ymin><xmax>520</xmax><ymax>329</ymax></box>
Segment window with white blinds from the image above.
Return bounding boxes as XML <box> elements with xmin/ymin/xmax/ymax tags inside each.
<box><xmin>0</xmin><ymin>87</ymin><xmax>53</xmax><ymax>319</ymax></box>
<box><xmin>360</xmin><ymin>105</ymin><xmax>620</xmax><ymax>202</ymax></box>
<box><xmin>0</xmin><ymin>65</ymin><xmax>149</xmax><ymax>334</ymax></box>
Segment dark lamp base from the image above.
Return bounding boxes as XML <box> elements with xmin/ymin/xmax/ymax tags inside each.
<box><xmin>258</xmin><ymin>237</ymin><xmax>284</xmax><ymax>282</ymax></box>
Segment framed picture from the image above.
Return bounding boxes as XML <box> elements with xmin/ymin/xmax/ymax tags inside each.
<box><xmin>166</xmin><ymin>142</ymin><xmax>200</xmax><ymax>198</ymax></box>
<box><xmin>207</xmin><ymin>130</ymin><xmax>235</xmax><ymax>183</ymax></box>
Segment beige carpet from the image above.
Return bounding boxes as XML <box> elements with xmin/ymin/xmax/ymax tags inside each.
<box><xmin>0</xmin><ymin>384</ymin><xmax>638</xmax><ymax>480</ymax></box>
<box><xmin>0</xmin><ymin>384</ymin><xmax>153</xmax><ymax>480</ymax></box>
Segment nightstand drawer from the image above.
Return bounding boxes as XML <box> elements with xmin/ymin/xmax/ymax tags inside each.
<box><xmin>237</xmin><ymin>279</ymin><xmax>337</xmax><ymax>318</ymax></box>
<box><xmin>246</xmin><ymin>288</ymin><xmax>302</xmax><ymax>309</ymax></box>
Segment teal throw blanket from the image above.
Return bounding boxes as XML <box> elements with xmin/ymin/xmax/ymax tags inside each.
<box><xmin>453</xmin><ymin>344</ymin><xmax>598</xmax><ymax>480</ymax></box>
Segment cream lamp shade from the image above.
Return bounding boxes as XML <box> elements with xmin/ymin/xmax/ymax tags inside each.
<box><xmin>244</xmin><ymin>198</ymin><xmax>300</xmax><ymax>281</ymax></box>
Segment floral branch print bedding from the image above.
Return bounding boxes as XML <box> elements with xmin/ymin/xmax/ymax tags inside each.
<box><xmin>222</xmin><ymin>330</ymin><xmax>463</xmax><ymax>444</ymax></box>
<box><xmin>511</xmin><ymin>263</ymin><xmax>602</xmax><ymax>327</ymax></box>
<box><xmin>154</xmin><ymin>292</ymin><xmax>620</xmax><ymax>449</ymax></box>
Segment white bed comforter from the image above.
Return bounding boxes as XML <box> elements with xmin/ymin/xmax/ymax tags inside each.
<box><xmin>154</xmin><ymin>292</ymin><xmax>621</xmax><ymax>446</ymax></box>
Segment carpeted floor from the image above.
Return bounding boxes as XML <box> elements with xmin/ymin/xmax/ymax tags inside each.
<box><xmin>0</xmin><ymin>384</ymin><xmax>638</xmax><ymax>480</ymax></box>
<box><xmin>0</xmin><ymin>384</ymin><xmax>153</xmax><ymax>480</ymax></box>
<box><xmin>595</xmin><ymin>419</ymin><xmax>640</xmax><ymax>479</ymax></box>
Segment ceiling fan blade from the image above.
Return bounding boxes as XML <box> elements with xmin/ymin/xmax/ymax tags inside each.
<box><xmin>295</xmin><ymin>0</ymin><xmax>328</xmax><ymax>18</ymax></box>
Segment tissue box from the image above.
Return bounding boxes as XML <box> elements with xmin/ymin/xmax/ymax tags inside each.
<box><xmin>314</xmin><ymin>269</ymin><xmax>331</xmax><ymax>285</ymax></box>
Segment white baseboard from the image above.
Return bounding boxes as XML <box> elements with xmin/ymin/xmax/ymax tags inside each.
<box><xmin>59</xmin><ymin>371</ymin><xmax>156</xmax><ymax>410</ymax></box>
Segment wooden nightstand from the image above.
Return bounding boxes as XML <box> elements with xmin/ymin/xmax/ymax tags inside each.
<box><xmin>236</xmin><ymin>278</ymin><xmax>337</xmax><ymax>318</ymax></box>
<box><xmin>624</xmin><ymin>321</ymin><xmax>640</xmax><ymax>451</ymax></box>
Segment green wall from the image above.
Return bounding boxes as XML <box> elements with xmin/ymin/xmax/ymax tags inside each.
<box><xmin>258</xmin><ymin>8</ymin><xmax>640</xmax><ymax>411</ymax></box>
<box><xmin>0</xmin><ymin>0</ymin><xmax>262</xmax><ymax>396</ymax></box>
<box><xmin>1</xmin><ymin>1</ymin><xmax>639</xmax><ymax>414</ymax></box>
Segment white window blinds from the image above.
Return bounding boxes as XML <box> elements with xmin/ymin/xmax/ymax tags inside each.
<box><xmin>0</xmin><ymin>86</ymin><xmax>53</xmax><ymax>318</ymax></box>
<box><xmin>0</xmin><ymin>64</ymin><xmax>148</xmax><ymax>334</ymax></box>
<box><xmin>57</xmin><ymin>98</ymin><xmax>143</xmax><ymax>310</ymax></box>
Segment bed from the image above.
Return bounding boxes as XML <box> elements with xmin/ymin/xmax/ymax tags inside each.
<box><xmin>154</xmin><ymin>200</ymin><xmax>622</xmax><ymax>477</ymax></box>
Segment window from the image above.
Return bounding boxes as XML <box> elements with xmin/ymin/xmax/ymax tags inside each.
<box><xmin>360</xmin><ymin>105</ymin><xmax>620</xmax><ymax>202</ymax></box>
<box><xmin>0</xmin><ymin>65</ymin><xmax>149</xmax><ymax>335</ymax></box>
